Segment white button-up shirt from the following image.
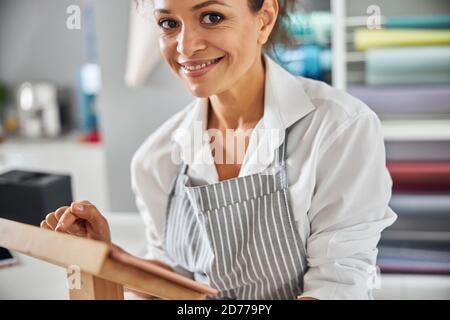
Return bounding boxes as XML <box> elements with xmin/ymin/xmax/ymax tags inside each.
<box><xmin>131</xmin><ymin>54</ymin><xmax>397</xmax><ymax>300</ymax></box>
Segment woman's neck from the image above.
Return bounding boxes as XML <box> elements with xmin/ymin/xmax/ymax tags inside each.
<box><xmin>207</xmin><ymin>54</ymin><xmax>266</xmax><ymax>131</ymax></box>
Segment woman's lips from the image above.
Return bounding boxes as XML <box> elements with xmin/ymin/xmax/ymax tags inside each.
<box><xmin>179</xmin><ymin>56</ymin><xmax>224</xmax><ymax>78</ymax></box>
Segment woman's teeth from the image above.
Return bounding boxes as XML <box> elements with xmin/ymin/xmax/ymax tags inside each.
<box><xmin>182</xmin><ymin>58</ymin><xmax>221</xmax><ymax>71</ymax></box>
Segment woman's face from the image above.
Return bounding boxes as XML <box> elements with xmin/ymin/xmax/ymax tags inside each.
<box><xmin>151</xmin><ymin>0</ymin><xmax>268</xmax><ymax>97</ymax></box>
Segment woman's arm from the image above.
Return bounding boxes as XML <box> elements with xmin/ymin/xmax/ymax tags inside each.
<box><xmin>298</xmin><ymin>112</ymin><xmax>397</xmax><ymax>300</ymax></box>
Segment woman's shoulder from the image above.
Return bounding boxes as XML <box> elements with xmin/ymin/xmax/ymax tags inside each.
<box><xmin>299</xmin><ymin>77</ymin><xmax>376</xmax><ymax>123</ymax></box>
<box><xmin>289</xmin><ymin>77</ymin><xmax>383</xmax><ymax>152</ymax></box>
<box><xmin>298</xmin><ymin>77</ymin><xmax>381</xmax><ymax>132</ymax></box>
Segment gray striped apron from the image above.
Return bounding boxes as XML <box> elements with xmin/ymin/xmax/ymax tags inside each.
<box><xmin>164</xmin><ymin>129</ymin><xmax>307</xmax><ymax>299</ymax></box>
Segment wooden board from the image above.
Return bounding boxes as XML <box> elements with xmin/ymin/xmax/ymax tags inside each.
<box><xmin>0</xmin><ymin>218</ymin><xmax>110</xmax><ymax>274</ymax></box>
<box><xmin>99</xmin><ymin>256</ymin><xmax>207</xmax><ymax>300</ymax></box>
<box><xmin>0</xmin><ymin>218</ymin><xmax>215</xmax><ymax>300</ymax></box>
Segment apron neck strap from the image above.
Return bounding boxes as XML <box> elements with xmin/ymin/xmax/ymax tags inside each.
<box><xmin>275</xmin><ymin>128</ymin><xmax>289</xmax><ymax>167</ymax></box>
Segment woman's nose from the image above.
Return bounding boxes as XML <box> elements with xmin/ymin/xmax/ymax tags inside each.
<box><xmin>176</xmin><ymin>26</ymin><xmax>206</xmax><ymax>57</ymax></box>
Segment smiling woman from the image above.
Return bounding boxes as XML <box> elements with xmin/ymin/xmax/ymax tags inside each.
<box><xmin>41</xmin><ymin>0</ymin><xmax>398</xmax><ymax>301</ymax></box>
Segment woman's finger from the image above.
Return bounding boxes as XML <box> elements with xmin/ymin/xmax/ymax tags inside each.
<box><xmin>56</xmin><ymin>201</ymin><xmax>104</xmax><ymax>232</ymax></box>
<box><xmin>71</xmin><ymin>201</ymin><xmax>98</xmax><ymax>222</ymax></box>
<box><xmin>73</xmin><ymin>202</ymin><xmax>103</xmax><ymax>226</ymax></box>
<box><xmin>45</xmin><ymin>213</ymin><xmax>59</xmax><ymax>229</ymax></box>
<box><xmin>65</xmin><ymin>219</ymin><xmax>87</xmax><ymax>236</ymax></box>
<box><xmin>56</xmin><ymin>202</ymin><xmax>92</xmax><ymax>232</ymax></box>
<box><xmin>54</xmin><ymin>206</ymin><xmax>69</xmax><ymax>221</ymax></box>
<box><xmin>40</xmin><ymin>207</ymin><xmax>84</xmax><ymax>235</ymax></box>
<box><xmin>56</xmin><ymin>207</ymin><xmax>85</xmax><ymax>234</ymax></box>
<box><xmin>40</xmin><ymin>220</ymin><xmax>51</xmax><ymax>230</ymax></box>
<box><xmin>55</xmin><ymin>209</ymin><xmax>78</xmax><ymax>233</ymax></box>
<box><xmin>55</xmin><ymin>207</ymin><xmax>77</xmax><ymax>231</ymax></box>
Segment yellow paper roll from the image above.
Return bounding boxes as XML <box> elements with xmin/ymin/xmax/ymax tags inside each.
<box><xmin>354</xmin><ymin>29</ymin><xmax>450</xmax><ymax>51</ymax></box>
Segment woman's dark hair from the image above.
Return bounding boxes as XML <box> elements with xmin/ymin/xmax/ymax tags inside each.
<box><xmin>247</xmin><ymin>0</ymin><xmax>297</xmax><ymax>50</ymax></box>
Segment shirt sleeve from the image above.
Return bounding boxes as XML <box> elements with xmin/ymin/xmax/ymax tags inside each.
<box><xmin>299</xmin><ymin>112</ymin><xmax>397</xmax><ymax>300</ymax></box>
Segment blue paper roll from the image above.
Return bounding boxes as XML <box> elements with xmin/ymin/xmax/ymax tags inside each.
<box><xmin>385</xmin><ymin>15</ymin><xmax>450</xmax><ymax>29</ymax></box>
<box><xmin>271</xmin><ymin>45</ymin><xmax>331</xmax><ymax>79</ymax></box>
<box><xmin>366</xmin><ymin>46</ymin><xmax>450</xmax><ymax>85</ymax></box>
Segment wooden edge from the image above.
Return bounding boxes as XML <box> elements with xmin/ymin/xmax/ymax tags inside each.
<box><xmin>110</xmin><ymin>246</ymin><xmax>218</xmax><ymax>296</ymax></box>
<box><xmin>97</xmin><ymin>256</ymin><xmax>207</xmax><ymax>300</ymax></box>
<box><xmin>0</xmin><ymin>218</ymin><xmax>110</xmax><ymax>274</ymax></box>
<box><xmin>69</xmin><ymin>272</ymin><xmax>124</xmax><ymax>300</ymax></box>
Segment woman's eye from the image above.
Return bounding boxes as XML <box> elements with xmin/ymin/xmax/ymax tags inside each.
<box><xmin>201</xmin><ymin>13</ymin><xmax>223</xmax><ymax>25</ymax></box>
<box><xmin>158</xmin><ymin>19</ymin><xmax>179</xmax><ymax>30</ymax></box>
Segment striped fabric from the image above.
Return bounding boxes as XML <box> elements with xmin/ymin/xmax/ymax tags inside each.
<box><xmin>164</xmin><ymin>130</ymin><xmax>307</xmax><ymax>300</ymax></box>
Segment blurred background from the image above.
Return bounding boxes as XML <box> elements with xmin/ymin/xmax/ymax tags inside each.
<box><xmin>0</xmin><ymin>0</ymin><xmax>449</xmax><ymax>299</ymax></box>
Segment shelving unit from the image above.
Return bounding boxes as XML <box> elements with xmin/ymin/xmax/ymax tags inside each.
<box><xmin>331</xmin><ymin>0</ymin><xmax>347</xmax><ymax>89</ymax></box>
<box><xmin>330</xmin><ymin>0</ymin><xmax>450</xmax><ymax>282</ymax></box>
<box><xmin>331</xmin><ymin>0</ymin><xmax>450</xmax><ymax>89</ymax></box>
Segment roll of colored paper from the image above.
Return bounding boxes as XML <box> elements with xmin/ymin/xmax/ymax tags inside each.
<box><xmin>283</xmin><ymin>11</ymin><xmax>332</xmax><ymax>46</ymax></box>
<box><xmin>377</xmin><ymin>246</ymin><xmax>450</xmax><ymax>274</ymax></box>
<box><xmin>389</xmin><ymin>194</ymin><xmax>450</xmax><ymax>232</ymax></box>
<box><xmin>272</xmin><ymin>45</ymin><xmax>331</xmax><ymax>79</ymax></box>
<box><xmin>390</xmin><ymin>194</ymin><xmax>450</xmax><ymax>216</ymax></box>
<box><xmin>385</xmin><ymin>15</ymin><xmax>450</xmax><ymax>29</ymax></box>
<box><xmin>354</xmin><ymin>29</ymin><xmax>450</xmax><ymax>51</ymax></box>
<box><xmin>348</xmin><ymin>85</ymin><xmax>450</xmax><ymax>116</ymax></box>
<box><xmin>368</xmin><ymin>70</ymin><xmax>450</xmax><ymax>85</ymax></box>
<box><xmin>381</xmin><ymin>119</ymin><xmax>450</xmax><ymax>141</ymax></box>
<box><xmin>387</xmin><ymin>161</ymin><xmax>450</xmax><ymax>192</ymax></box>
<box><xmin>380</xmin><ymin>229</ymin><xmax>450</xmax><ymax>249</ymax></box>
<box><xmin>385</xmin><ymin>141</ymin><xmax>450</xmax><ymax>161</ymax></box>
<box><xmin>366</xmin><ymin>46</ymin><xmax>450</xmax><ymax>85</ymax></box>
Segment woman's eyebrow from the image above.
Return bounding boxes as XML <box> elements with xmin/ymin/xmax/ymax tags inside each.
<box><xmin>154</xmin><ymin>0</ymin><xmax>230</xmax><ymax>15</ymax></box>
<box><xmin>191</xmin><ymin>0</ymin><xmax>231</xmax><ymax>11</ymax></box>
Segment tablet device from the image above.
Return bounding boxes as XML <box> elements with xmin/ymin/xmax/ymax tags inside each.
<box><xmin>0</xmin><ymin>247</ymin><xmax>17</xmax><ymax>268</ymax></box>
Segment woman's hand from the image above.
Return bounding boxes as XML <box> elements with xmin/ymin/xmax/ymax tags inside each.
<box><xmin>297</xmin><ymin>296</ymin><xmax>318</xmax><ymax>300</ymax></box>
<box><xmin>40</xmin><ymin>200</ymin><xmax>112</xmax><ymax>245</ymax></box>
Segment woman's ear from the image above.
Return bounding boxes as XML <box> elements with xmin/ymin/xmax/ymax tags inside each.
<box><xmin>257</xmin><ymin>0</ymin><xmax>279</xmax><ymax>45</ymax></box>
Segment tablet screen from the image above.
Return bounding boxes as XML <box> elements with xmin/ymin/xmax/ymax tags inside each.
<box><xmin>0</xmin><ymin>247</ymin><xmax>16</xmax><ymax>265</ymax></box>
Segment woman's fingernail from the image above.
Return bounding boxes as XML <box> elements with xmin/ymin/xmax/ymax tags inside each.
<box><xmin>55</xmin><ymin>222</ymin><xmax>64</xmax><ymax>231</ymax></box>
<box><xmin>73</xmin><ymin>204</ymin><xmax>83</xmax><ymax>211</ymax></box>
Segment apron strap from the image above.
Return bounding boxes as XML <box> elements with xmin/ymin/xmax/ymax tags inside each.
<box><xmin>275</xmin><ymin>128</ymin><xmax>289</xmax><ymax>167</ymax></box>
<box><xmin>180</xmin><ymin>162</ymin><xmax>189</xmax><ymax>175</ymax></box>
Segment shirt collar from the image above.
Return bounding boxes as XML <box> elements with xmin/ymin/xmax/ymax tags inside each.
<box><xmin>171</xmin><ymin>53</ymin><xmax>316</xmax><ymax>182</ymax></box>
<box><xmin>263</xmin><ymin>52</ymin><xmax>316</xmax><ymax>132</ymax></box>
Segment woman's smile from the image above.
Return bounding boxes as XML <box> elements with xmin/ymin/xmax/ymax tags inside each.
<box><xmin>178</xmin><ymin>56</ymin><xmax>225</xmax><ymax>78</ymax></box>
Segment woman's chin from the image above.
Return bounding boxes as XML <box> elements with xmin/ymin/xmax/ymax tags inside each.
<box><xmin>187</xmin><ymin>84</ymin><xmax>217</xmax><ymax>98</ymax></box>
